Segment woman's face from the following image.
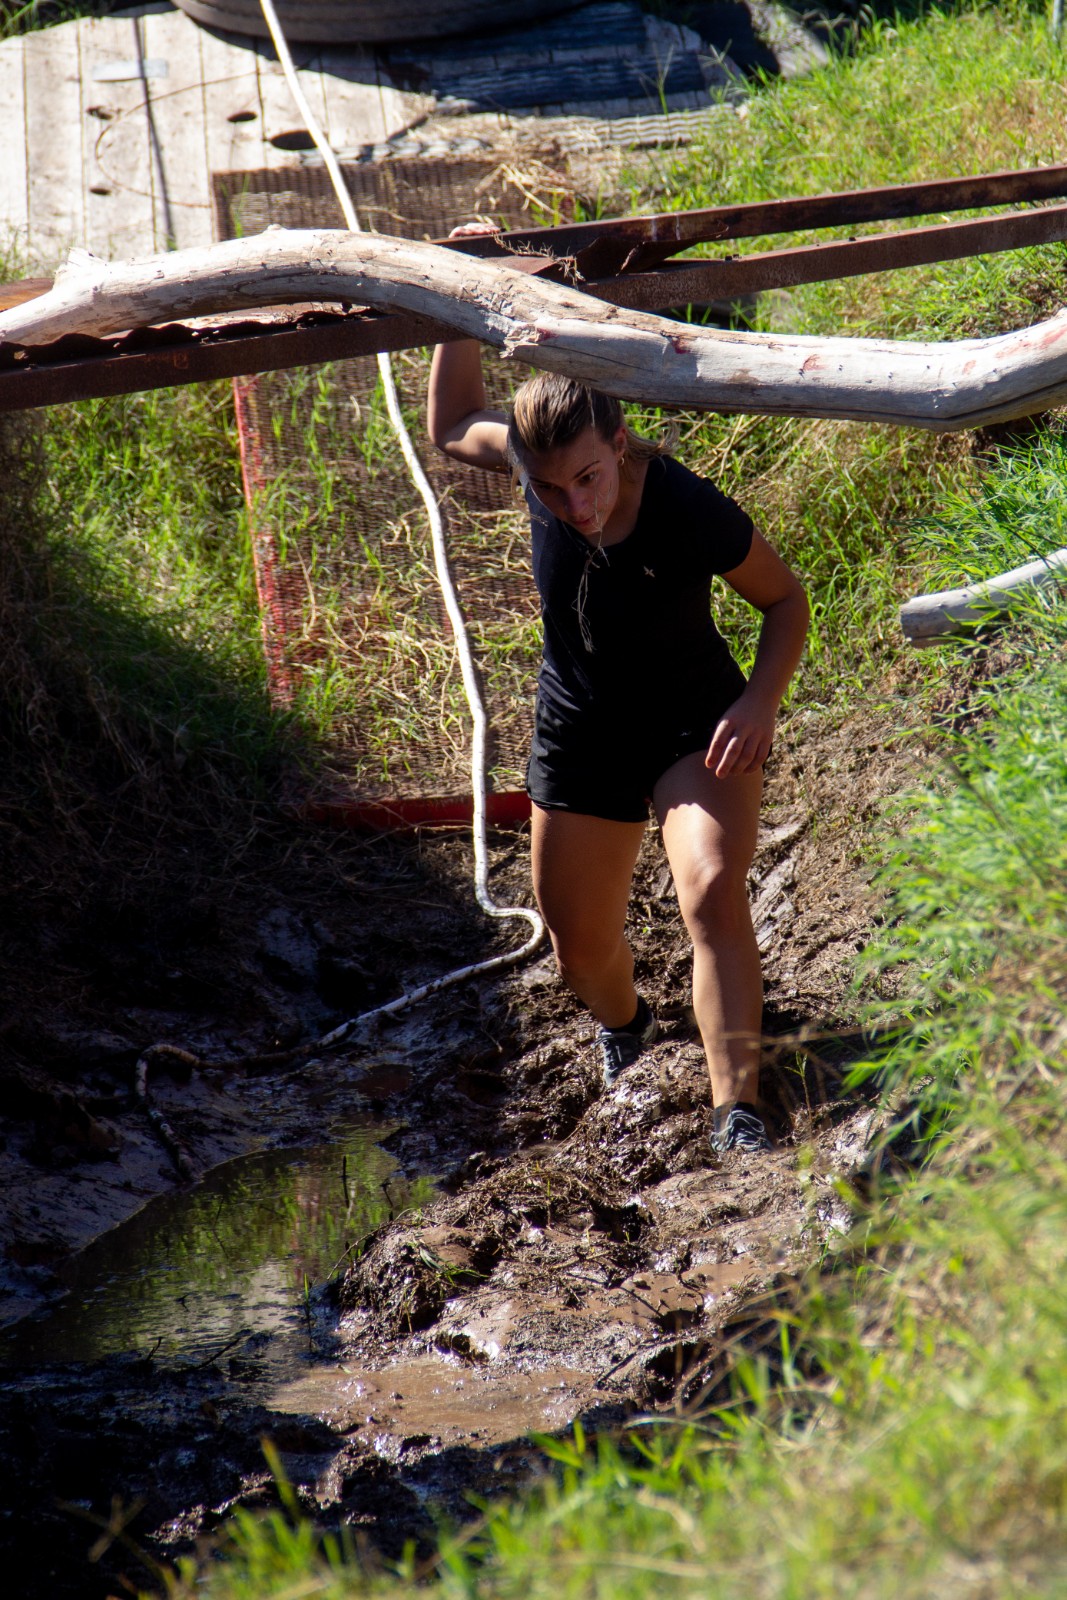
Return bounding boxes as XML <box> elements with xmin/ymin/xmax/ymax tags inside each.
<box><xmin>524</xmin><ymin>425</ymin><xmax>625</xmax><ymax>537</ymax></box>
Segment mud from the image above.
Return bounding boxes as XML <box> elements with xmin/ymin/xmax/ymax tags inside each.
<box><xmin>0</xmin><ymin>708</ymin><xmax>920</xmax><ymax>1599</ymax></box>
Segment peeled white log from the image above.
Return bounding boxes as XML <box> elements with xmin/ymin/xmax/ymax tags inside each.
<box><xmin>5</xmin><ymin>229</ymin><xmax>1067</xmax><ymax>429</ymax></box>
<box><xmin>900</xmin><ymin>547</ymin><xmax>1067</xmax><ymax>643</ymax></box>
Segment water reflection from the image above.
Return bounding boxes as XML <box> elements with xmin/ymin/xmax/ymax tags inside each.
<box><xmin>0</xmin><ymin>1128</ymin><xmax>434</xmax><ymax>1371</ymax></box>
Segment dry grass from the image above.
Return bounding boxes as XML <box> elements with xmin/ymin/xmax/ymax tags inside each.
<box><xmin>237</xmin><ymin>348</ymin><xmax>541</xmax><ymax>800</ymax></box>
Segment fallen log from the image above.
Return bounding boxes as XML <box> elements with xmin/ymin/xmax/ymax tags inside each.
<box><xmin>4</xmin><ymin>229</ymin><xmax>1067</xmax><ymax>429</ymax></box>
<box><xmin>900</xmin><ymin>547</ymin><xmax>1067</xmax><ymax>643</ymax></box>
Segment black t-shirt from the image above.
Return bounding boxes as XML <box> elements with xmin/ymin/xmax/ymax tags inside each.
<box><xmin>525</xmin><ymin>454</ymin><xmax>753</xmax><ymax>729</ymax></box>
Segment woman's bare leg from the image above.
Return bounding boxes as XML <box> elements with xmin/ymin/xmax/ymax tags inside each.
<box><xmin>530</xmin><ymin>804</ymin><xmax>647</xmax><ymax>1029</ymax></box>
<box><xmin>653</xmin><ymin>753</ymin><xmax>764</xmax><ymax>1110</ymax></box>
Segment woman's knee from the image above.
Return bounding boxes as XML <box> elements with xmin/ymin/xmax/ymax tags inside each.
<box><xmin>549</xmin><ymin>920</ymin><xmax>629</xmax><ymax>987</ymax></box>
<box><xmin>674</xmin><ymin>859</ymin><xmax>751</xmax><ymax>940</ymax></box>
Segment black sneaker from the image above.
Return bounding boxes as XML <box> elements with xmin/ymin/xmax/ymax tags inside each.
<box><xmin>598</xmin><ymin>1010</ymin><xmax>659</xmax><ymax>1086</ymax></box>
<box><xmin>710</xmin><ymin>1102</ymin><xmax>772</xmax><ymax>1155</ymax></box>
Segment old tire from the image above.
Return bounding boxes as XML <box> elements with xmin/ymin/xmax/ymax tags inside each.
<box><xmin>171</xmin><ymin>0</ymin><xmax>578</xmax><ymax>45</ymax></box>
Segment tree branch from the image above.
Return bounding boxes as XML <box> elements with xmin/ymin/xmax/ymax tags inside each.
<box><xmin>3</xmin><ymin>230</ymin><xmax>1067</xmax><ymax>429</ymax></box>
<box><xmin>900</xmin><ymin>548</ymin><xmax>1067</xmax><ymax>643</ymax></box>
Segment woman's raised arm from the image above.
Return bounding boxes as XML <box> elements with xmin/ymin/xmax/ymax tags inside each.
<box><xmin>427</xmin><ymin>339</ymin><xmax>509</xmax><ymax>472</ymax></box>
<box><xmin>426</xmin><ymin>223</ymin><xmax>509</xmax><ymax>472</ymax></box>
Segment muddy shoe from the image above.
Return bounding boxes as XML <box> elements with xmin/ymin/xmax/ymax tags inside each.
<box><xmin>710</xmin><ymin>1102</ymin><xmax>772</xmax><ymax>1155</ymax></box>
<box><xmin>598</xmin><ymin>1000</ymin><xmax>658</xmax><ymax>1086</ymax></box>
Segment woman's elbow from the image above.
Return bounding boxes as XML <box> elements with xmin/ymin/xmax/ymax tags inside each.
<box><xmin>425</xmin><ymin>404</ymin><xmax>452</xmax><ymax>455</ymax></box>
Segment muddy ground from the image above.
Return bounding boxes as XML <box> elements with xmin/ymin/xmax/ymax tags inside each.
<box><xmin>0</xmin><ymin>695</ymin><xmax>927</xmax><ymax>1599</ymax></box>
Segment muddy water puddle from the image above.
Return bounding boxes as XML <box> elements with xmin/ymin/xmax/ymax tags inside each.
<box><xmin>0</xmin><ymin>1127</ymin><xmax>433</xmax><ymax>1375</ymax></box>
<box><xmin>271</xmin><ymin>1356</ymin><xmax>590</xmax><ymax>1451</ymax></box>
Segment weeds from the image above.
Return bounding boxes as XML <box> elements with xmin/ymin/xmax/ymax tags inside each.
<box><xmin>16</xmin><ymin>382</ymin><xmax>285</xmax><ymax>790</ymax></box>
<box><xmin>236</xmin><ymin>347</ymin><xmax>539</xmax><ymax>797</ymax></box>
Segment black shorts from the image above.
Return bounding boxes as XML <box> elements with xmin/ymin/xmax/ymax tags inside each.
<box><xmin>526</xmin><ymin>661</ymin><xmax>748</xmax><ymax>824</ymax></box>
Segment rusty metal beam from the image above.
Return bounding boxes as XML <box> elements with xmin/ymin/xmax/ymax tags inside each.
<box><xmin>447</xmin><ymin>161</ymin><xmax>1067</xmax><ymax>273</ymax></box>
<box><xmin>7</xmin><ymin>157</ymin><xmax>1067</xmax><ymax>311</ymax></box>
<box><xmin>0</xmin><ymin>277</ymin><xmax>53</xmax><ymax>312</ymax></box>
<box><xmin>593</xmin><ymin>202</ymin><xmax>1067</xmax><ymax>310</ymax></box>
<box><xmin>0</xmin><ymin>309</ymin><xmax>466</xmax><ymax>412</ymax></box>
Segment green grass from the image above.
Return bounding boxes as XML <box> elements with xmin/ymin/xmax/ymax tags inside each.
<box><xmin>34</xmin><ymin>382</ymin><xmax>284</xmax><ymax>779</ymax></box>
<box><xmin>236</xmin><ymin>351</ymin><xmax>540</xmax><ymax>793</ymax></box>
<box><xmin>641</xmin><ymin>1</ymin><xmax>1067</xmax><ymax>341</ymax></box>
<box><xmin>0</xmin><ymin>1</ymin><xmax>109</xmax><ymax>42</ymax></box>
<box><xmin>0</xmin><ymin>385</ymin><xmax>287</xmax><ymax>899</ymax></box>
<box><xmin>909</xmin><ymin>427</ymin><xmax>1067</xmax><ymax>586</ymax></box>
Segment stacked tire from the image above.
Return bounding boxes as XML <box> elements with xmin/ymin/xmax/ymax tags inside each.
<box><xmin>172</xmin><ymin>0</ymin><xmax>578</xmax><ymax>45</ymax></box>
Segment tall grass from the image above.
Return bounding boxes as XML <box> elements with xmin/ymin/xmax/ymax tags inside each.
<box><xmin>0</xmin><ymin>1</ymin><xmax>112</xmax><ymax>41</ymax></box>
<box><xmin>35</xmin><ymin>383</ymin><xmax>282</xmax><ymax>777</ymax></box>
<box><xmin>642</xmin><ymin>1</ymin><xmax>1067</xmax><ymax>340</ymax></box>
<box><xmin>237</xmin><ymin>352</ymin><xmax>540</xmax><ymax>795</ymax></box>
<box><xmin>0</xmin><ymin>386</ymin><xmax>286</xmax><ymax>928</ymax></box>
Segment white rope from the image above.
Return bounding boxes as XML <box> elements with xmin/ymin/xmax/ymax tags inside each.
<box><xmin>256</xmin><ymin>0</ymin><xmax>544</xmax><ymax>1038</ymax></box>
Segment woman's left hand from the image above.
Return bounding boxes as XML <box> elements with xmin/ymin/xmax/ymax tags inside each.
<box><xmin>705</xmin><ymin>689</ymin><xmax>777</xmax><ymax>778</ymax></box>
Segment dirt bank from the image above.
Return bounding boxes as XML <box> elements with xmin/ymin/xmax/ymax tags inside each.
<box><xmin>0</xmin><ymin>702</ymin><xmax>919</xmax><ymax>1598</ymax></box>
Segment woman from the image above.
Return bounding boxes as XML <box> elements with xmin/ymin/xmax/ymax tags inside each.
<box><xmin>427</xmin><ymin>305</ymin><xmax>809</xmax><ymax>1156</ymax></box>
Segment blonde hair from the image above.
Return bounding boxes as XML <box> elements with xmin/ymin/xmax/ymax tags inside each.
<box><xmin>507</xmin><ymin>372</ymin><xmax>672</xmax><ymax>470</ymax></box>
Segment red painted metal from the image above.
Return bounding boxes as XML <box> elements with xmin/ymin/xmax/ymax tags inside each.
<box><xmin>295</xmin><ymin>789</ymin><xmax>531</xmax><ymax>831</ymax></box>
<box><xmin>232</xmin><ymin>371</ymin><xmax>298</xmax><ymax>708</ymax></box>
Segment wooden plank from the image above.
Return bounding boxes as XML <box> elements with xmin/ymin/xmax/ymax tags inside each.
<box><xmin>23</xmin><ymin>22</ymin><xmax>85</xmax><ymax>262</ymax></box>
<box><xmin>139</xmin><ymin>8</ymin><xmax>213</xmax><ymax>250</ymax></box>
<box><xmin>0</xmin><ymin>38</ymin><xmax>28</xmax><ymax>262</ymax></box>
<box><xmin>198</xmin><ymin>26</ymin><xmax>265</xmax><ymax>233</ymax></box>
<box><xmin>78</xmin><ymin>15</ymin><xmax>157</xmax><ymax>259</ymax></box>
<box><xmin>255</xmin><ymin>50</ymin><xmax>328</xmax><ymax>171</ymax></box>
<box><xmin>319</xmin><ymin>65</ymin><xmax>427</xmax><ymax>154</ymax></box>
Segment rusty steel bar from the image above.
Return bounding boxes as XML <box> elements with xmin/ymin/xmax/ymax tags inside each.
<box><xmin>0</xmin><ymin>277</ymin><xmax>53</xmax><ymax>312</ymax></box>
<box><xmin>0</xmin><ymin>310</ymin><xmax>465</xmax><ymax>412</ymax></box>
<box><xmin>8</xmin><ymin>158</ymin><xmax>1067</xmax><ymax>313</ymax></box>
<box><xmin>446</xmin><ymin>161</ymin><xmax>1067</xmax><ymax>272</ymax></box>
<box><xmin>592</xmin><ymin>202</ymin><xmax>1067</xmax><ymax>310</ymax></box>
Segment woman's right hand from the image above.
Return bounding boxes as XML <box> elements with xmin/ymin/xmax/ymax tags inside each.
<box><xmin>447</xmin><ymin>221</ymin><xmax>501</xmax><ymax>240</ymax></box>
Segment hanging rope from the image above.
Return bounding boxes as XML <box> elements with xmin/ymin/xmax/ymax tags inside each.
<box><xmin>255</xmin><ymin>0</ymin><xmax>544</xmax><ymax>1039</ymax></box>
